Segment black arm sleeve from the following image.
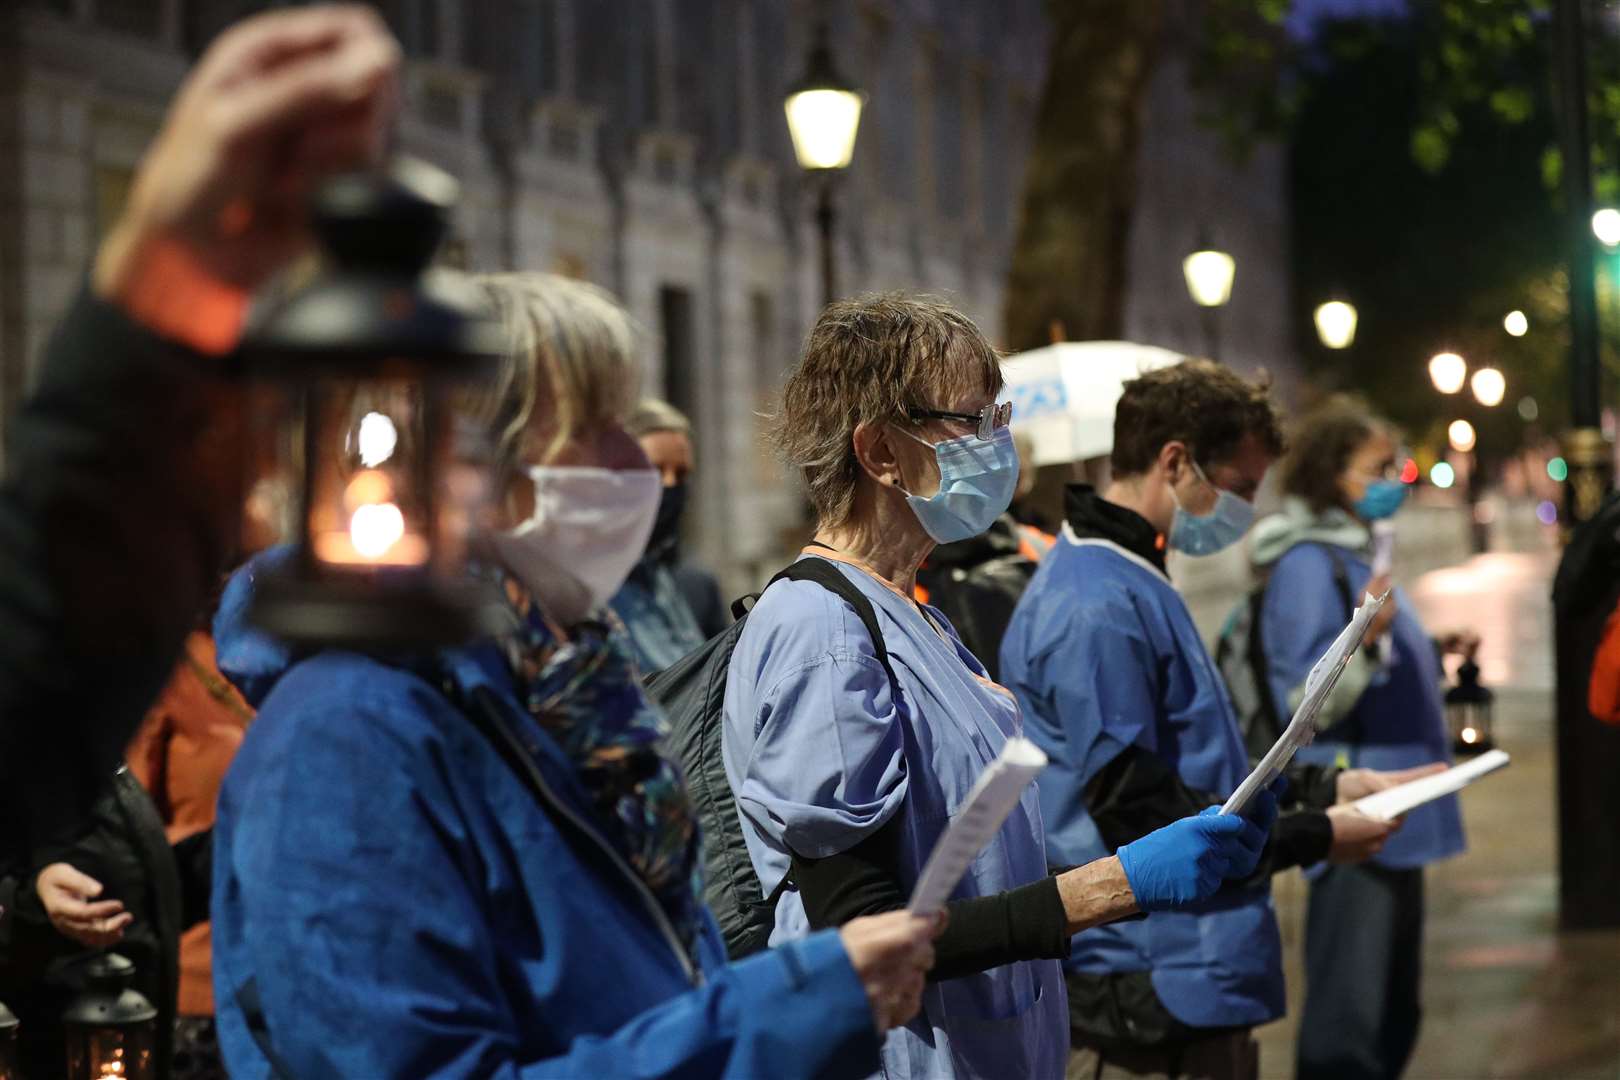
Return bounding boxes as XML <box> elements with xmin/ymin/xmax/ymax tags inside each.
<box><xmin>172</xmin><ymin>828</ymin><xmax>214</xmax><ymax>931</ymax></box>
<box><xmin>790</xmin><ymin>814</ymin><xmax>1071</xmax><ymax>981</ymax></box>
<box><xmin>1283</xmin><ymin>764</ymin><xmax>1341</xmax><ymax>810</ymax></box>
<box><xmin>0</xmin><ymin>291</ymin><xmax>230</xmax><ymax>859</ymax></box>
<box><xmin>1085</xmin><ymin>745</ymin><xmax>1334</xmax><ymax>888</ymax></box>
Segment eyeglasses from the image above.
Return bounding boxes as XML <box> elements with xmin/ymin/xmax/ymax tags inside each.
<box><xmin>905</xmin><ymin>401</ymin><xmax>1013</xmax><ymax>441</ymax></box>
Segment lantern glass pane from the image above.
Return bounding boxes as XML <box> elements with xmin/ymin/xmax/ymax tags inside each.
<box><xmin>307</xmin><ymin>376</ymin><xmax>433</xmax><ymax>570</ymax></box>
<box><xmin>243</xmin><ymin>382</ymin><xmax>302</xmax><ymax>553</ymax></box>
<box><xmin>64</xmin><ymin>1026</ymin><xmax>155</xmax><ymax>1080</ymax></box>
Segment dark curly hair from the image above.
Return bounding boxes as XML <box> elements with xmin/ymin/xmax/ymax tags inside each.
<box><xmin>1110</xmin><ymin>359</ymin><xmax>1285</xmax><ymax>476</ymax></box>
<box><xmin>1279</xmin><ymin>395</ymin><xmax>1389</xmax><ymax>514</ymax></box>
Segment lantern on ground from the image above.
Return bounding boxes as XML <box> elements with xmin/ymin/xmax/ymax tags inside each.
<box><xmin>0</xmin><ymin>998</ymin><xmax>18</xmax><ymax>1080</ymax></box>
<box><xmin>238</xmin><ymin>158</ymin><xmax>507</xmax><ymax>647</ymax></box>
<box><xmin>61</xmin><ymin>954</ymin><xmax>156</xmax><ymax>1080</ymax></box>
<box><xmin>1445</xmin><ymin>657</ymin><xmax>1496</xmax><ymax>754</ymax></box>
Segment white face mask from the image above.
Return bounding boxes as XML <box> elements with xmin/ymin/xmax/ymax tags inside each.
<box><xmin>488</xmin><ymin>466</ymin><xmax>663</xmax><ymax>627</ymax></box>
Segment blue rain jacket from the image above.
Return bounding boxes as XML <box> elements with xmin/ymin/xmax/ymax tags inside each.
<box><xmin>209</xmin><ymin>555</ymin><xmax>879</xmax><ymax>1079</ymax></box>
<box><xmin>1260</xmin><ymin>541</ymin><xmax>1465</xmax><ymax>870</ymax></box>
<box><xmin>1001</xmin><ymin>534</ymin><xmax>1285</xmax><ymax>1030</ymax></box>
<box><xmin>722</xmin><ymin>553</ymin><xmax>1068</xmax><ymax>1080</ymax></box>
<box><xmin>609</xmin><ymin>555</ymin><xmax>707</xmax><ymax>673</ymax></box>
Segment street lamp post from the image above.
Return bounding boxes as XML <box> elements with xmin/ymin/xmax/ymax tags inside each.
<box><xmin>1553</xmin><ymin>0</ymin><xmax>1620</xmax><ymax>935</ymax></box>
<box><xmin>1183</xmin><ymin>234</ymin><xmax>1234</xmax><ymax>362</ymax></box>
<box><xmin>784</xmin><ymin>20</ymin><xmax>864</xmax><ymax>309</ymax></box>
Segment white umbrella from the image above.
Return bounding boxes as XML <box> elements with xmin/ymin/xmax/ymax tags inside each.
<box><xmin>1000</xmin><ymin>341</ymin><xmax>1185</xmax><ymax>466</ymax></box>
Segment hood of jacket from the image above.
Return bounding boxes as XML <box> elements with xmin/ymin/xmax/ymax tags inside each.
<box><xmin>1250</xmin><ymin>497</ymin><xmax>1370</xmax><ymax>568</ymax></box>
<box><xmin>213</xmin><ymin>547</ymin><xmax>303</xmax><ymax>708</ymax></box>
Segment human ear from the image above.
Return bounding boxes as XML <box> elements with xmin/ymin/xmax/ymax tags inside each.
<box><xmin>852</xmin><ymin>420</ymin><xmax>904</xmax><ymax>488</ymax></box>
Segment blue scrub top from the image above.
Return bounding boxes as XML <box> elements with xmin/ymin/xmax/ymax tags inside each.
<box><xmin>1001</xmin><ymin>533</ymin><xmax>1286</xmax><ymax>1031</ymax></box>
<box><xmin>722</xmin><ymin>552</ymin><xmax>1068</xmax><ymax>1080</ymax></box>
<box><xmin>1262</xmin><ymin>541</ymin><xmax>1465</xmax><ymax>870</ymax></box>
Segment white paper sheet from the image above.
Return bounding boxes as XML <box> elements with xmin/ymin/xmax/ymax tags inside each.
<box><xmin>1220</xmin><ymin>590</ymin><xmax>1390</xmax><ymax>816</ymax></box>
<box><xmin>1353</xmin><ymin>749</ymin><xmax>1511</xmax><ymax>821</ymax></box>
<box><xmin>907</xmin><ymin>737</ymin><xmax>1048</xmax><ymax>916</ymax></box>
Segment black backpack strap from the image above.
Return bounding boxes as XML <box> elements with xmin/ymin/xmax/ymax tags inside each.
<box><xmin>769</xmin><ymin>558</ymin><xmax>901</xmax><ymax>691</ymax></box>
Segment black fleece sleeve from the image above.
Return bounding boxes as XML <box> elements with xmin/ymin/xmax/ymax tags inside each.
<box><xmin>1086</xmin><ymin>745</ymin><xmax>1334</xmax><ymax>886</ymax></box>
<box><xmin>0</xmin><ymin>291</ymin><xmax>232</xmax><ymax>858</ymax></box>
<box><xmin>790</xmin><ymin>814</ymin><xmax>1071</xmax><ymax>981</ymax></box>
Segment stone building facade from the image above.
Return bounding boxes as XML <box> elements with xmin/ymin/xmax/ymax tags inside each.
<box><xmin>0</xmin><ymin>0</ymin><xmax>1296</xmax><ymax>593</ymax></box>
<box><xmin>0</xmin><ymin>0</ymin><xmax>1049</xmax><ymax>592</ymax></box>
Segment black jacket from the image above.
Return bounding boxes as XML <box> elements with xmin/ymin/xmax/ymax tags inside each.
<box><xmin>1</xmin><ymin>767</ymin><xmax>212</xmax><ymax>1080</ymax></box>
<box><xmin>0</xmin><ymin>291</ymin><xmax>229</xmax><ymax>883</ymax></box>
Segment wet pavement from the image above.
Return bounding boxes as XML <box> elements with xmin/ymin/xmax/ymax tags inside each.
<box><xmin>1252</xmin><ymin>521</ymin><xmax>1620</xmax><ymax>1078</ymax></box>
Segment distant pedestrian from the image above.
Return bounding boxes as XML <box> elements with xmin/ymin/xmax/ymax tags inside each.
<box><xmin>612</xmin><ymin>400</ymin><xmax>719</xmax><ymax>667</ymax></box>
<box><xmin>1249</xmin><ymin>395</ymin><xmax>1463</xmax><ymax>1080</ymax></box>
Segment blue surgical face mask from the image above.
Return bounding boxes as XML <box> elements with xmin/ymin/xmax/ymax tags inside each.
<box><xmin>1354</xmin><ymin>479</ymin><xmax>1408</xmax><ymax>521</ymax></box>
<box><xmin>893</xmin><ymin>424</ymin><xmax>1020</xmax><ymax>544</ymax></box>
<box><xmin>1168</xmin><ymin>459</ymin><xmax>1255</xmax><ymax>556</ymax></box>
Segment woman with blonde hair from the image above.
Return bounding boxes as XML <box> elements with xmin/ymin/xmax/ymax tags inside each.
<box><xmin>209</xmin><ymin>273</ymin><xmax>939</xmax><ymax>1078</ymax></box>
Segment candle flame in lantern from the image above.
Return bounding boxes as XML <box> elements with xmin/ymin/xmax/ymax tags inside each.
<box><xmin>350</xmin><ymin>502</ymin><xmax>405</xmax><ymax>558</ymax></box>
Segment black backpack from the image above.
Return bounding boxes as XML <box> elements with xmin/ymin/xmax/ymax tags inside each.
<box><xmin>645</xmin><ymin>557</ymin><xmax>898</xmax><ymax>959</ymax></box>
<box><xmin>1214</xmin><ymin>545</ymin><xmax>1355</xmax><ymax>761</ymax></box>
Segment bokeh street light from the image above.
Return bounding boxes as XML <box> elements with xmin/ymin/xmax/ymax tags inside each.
<box><xmin>1313</xmin><ymin>299</ymin><xmax>1358</xmax><ymax>349</ymax></box>
<box><xmin>1471</xmin><ymin>366</ymin><xmax>1506</xmax><ymax>407</ymax></box>
<box><xmin>1504</xmin><ymin>310</ymin><xmax>1529</xmax><ymax>337</ymax></box>
<box><xmin>1592</xmin><ymin>207</ymin><xmax>1620</xmax><ymax>247</ymax></box>
<box><xmin>784</xmin><ymin>22</ymin><xmax>865</xmax><ymax>307</ymax></box>
<box><xmin>1519</xmin><ymin>396</ymin><xmax>1540</xmax><ymax>422</ymax></box>
<box><xmin>1431</xmin><ymin>461</ymin><xmax>1457</xmax><ymax>489</ymax></box>
<box><xmin>1183</xmin><ymin>235</ymin><xmax>1234</xmax><ymax>362</ymax></box>
<box><xmin>1429</xmin><ymin>351</ymin><xmax>1467</xmax><ymax>394</ymax></box>
<box><xmin>1449</xmin><ymin>419</ymin><xmax>1478</xmax><ymax>453</ymax></box>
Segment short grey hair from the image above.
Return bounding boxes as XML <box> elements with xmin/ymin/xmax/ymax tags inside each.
<box><xmin>624</xmin><ymin>398</ymin><xmax>691</xmax><ymax>440</ymax></box>
<box><xmin>776</xmin><ymin>292</ymin><xmax>1002</xmax><ymax>527</ymax></box>
<box><xmin>463</xmin><ymin>272</ymin><xmax>645</xmax><ymax>480</ymax></box>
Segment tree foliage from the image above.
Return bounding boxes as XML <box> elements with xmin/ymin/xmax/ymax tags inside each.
<box><xmin>1196</xmin><ymin>1</ymin><xmax>1620</xmax><ymax>459</ymax></box>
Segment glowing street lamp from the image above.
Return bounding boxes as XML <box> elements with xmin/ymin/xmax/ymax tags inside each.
<box><xmin>1449</xmin><ymin>419</ymin><xmax>1478</xmax><ymax>453</ymax></box>
<box><xmin>785</xmin><ymin>21</ymin><xmax>865</xmax><ymax>307</ymax></box>
<box><xmin>1471</xmin><ymin>366</ymin><xmax>1506</xmax><ymax>407</ymax></box>
<box><xmin>1504</xmin><ymin>310</ymin><xmax>1529</xmax><ymax>337</ymax></box>
<box><xmin>1314</xmin><ymin>299</ymin><xmax>1358</xmax><ymax>349</ymax></box>
<box><xmin>1183</xmin><ymin>234</ymin><xmax>1235</xmax><ymax>361</ymax></box>
<box><xmin>1429</xmin><ymin>352</ymin><xmax>1467</xmax><ymax>394</ymax></box>
<box><xmin>1593</xmin><ymin>207</ymin><xmax>1620</xmax><ymax>247</ymax></box>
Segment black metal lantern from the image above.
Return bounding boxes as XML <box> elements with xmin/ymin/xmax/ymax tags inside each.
<box><xmin>238</xmin><ymin>157</ymin><xmax>508</xmax><ymax>647</ymax></box>
<box><xmin>0</xmin><ymin>997</ymin><xmax>18</xmax><ymax>1080</ymax></box>
<box><xmin>1446</xmin><ymin>657</ymin><xmax>1496</xmax><ymax>754</ymax></box>
<box><xmin>61</xmin><ymin>953</ymin><xmax>156</xmax><ymax>1080</ymax></box>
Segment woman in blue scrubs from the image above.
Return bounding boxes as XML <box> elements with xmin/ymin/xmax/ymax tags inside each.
<box><xmin>722</xmin><ymin>294</ymin><xmax>1279</xmax><ymax>1080</ymax></box>
<box><xmin>1251</xmin><ymin>397</ymin><xmax>1463</xmax><ymax>1080</ymax></box>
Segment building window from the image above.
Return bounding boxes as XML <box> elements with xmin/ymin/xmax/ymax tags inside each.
<box><xmin>660</xmin><ymin>286</ymin><xmax>696</xmax><ymax>422</ymax></box>
<box><xmin>93</xmin><ymin>0</ymin><xmax>162</xmax><ymax>38</ymax></box>
<box><xmin>94</xmin><ymin>164</ymin><xmax>134</xmax><ymax>243</ymax></box>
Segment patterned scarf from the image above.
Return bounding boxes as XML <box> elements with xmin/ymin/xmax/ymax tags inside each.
<box><xmin>495</xmin><ymin>574</ymin><xmax>705</xmax><ymax>957</ymax></box>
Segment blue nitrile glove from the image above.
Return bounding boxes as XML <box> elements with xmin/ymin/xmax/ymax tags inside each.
<box><xmin>1117</xmin><ymin>787</ymin><xmax>1279</xmax><ymax>912</ymax></box>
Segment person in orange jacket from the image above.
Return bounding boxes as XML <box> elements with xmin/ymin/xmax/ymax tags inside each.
<box><xmin>126</xmin><ymin>625</ymin><xmax>254</xmax><ymax>1079</ymax></box>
